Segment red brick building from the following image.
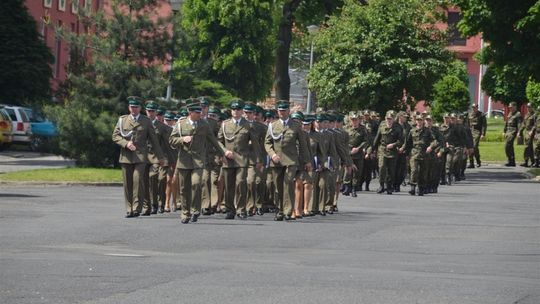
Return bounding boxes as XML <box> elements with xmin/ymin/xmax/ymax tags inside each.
<box><xmin>24</xmin><ymin>0</ymin><xmax>174</xmax><ymax>95</ymax></box>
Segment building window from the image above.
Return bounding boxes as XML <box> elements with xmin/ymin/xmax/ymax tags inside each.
<box><xmin>72</xmin><ymin>0</ymin><xmax>79</xmax><ymax>13</ymax></box>
<box><xmin>44</xmin><ymin>0</ymin><xmax>53</xmax><ymax>8</ymax></box>
<box><xmin>84</xmin><ymin>0</ymin><xmax>91</xmax><ymax>10</ymax></box>
<box><xmin>448</xmin><ymin>12</ymin><xmax>466</xmax><ymax>46</ymax></box>
<box><xmin>58</xmin><ymin>0</ymin><xmax>66</xmax><ymax>11</ymax></box>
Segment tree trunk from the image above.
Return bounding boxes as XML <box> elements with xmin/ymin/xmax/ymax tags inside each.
<box><xmin>273</xmin><ymin>0</ymin><xmax>301</xmax><ymax>102</ymax></box>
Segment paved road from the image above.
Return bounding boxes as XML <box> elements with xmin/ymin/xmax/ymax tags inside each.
<box><xmin>1</xmin><ymin>165</ymin><xmax>539</xmax><ymax>304</ymax></box>
<box><xmin>0</xmin><ymin>151</ymin><xmax>75</xmax><ymax>173</ymax></box>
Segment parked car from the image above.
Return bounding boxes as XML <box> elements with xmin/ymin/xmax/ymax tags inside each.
<box><xmin>22</xmin><ymin>107</ymin><xmax>58</xmax><ymax>151</ymax></box>
<box><xmin>2</xmin><ymin>105</ymin><xmax>32</xmax><ymax>145</ymax></box>
<box><xmin>491</xmin><ymin>110</ymin><xmax>504</xmax><ymax>118</ymax></box>
<box><xmin>0</xmin><ymin>106</ymin><xmax>13</xmax><ymax>150</ymax></box>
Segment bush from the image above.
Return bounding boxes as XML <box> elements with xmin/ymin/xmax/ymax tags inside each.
<box><xmin>526</xmin><ymin>79</ymin><xmax>540</xmax><ymax>108</ymax></box>
<box><xmin>431</xmin><ymin>75</ymin><xmax>470</xmax><ymax>121</ymax></box>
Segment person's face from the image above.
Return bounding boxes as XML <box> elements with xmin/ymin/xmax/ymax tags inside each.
<box><xmin>415</xmin><ymin>118</ymin><xmax>424</xmax><ymax>128</ymax></box>
<box><xmin>444</xmin><ymin>117</ymin><xmax>451</xmax><ymax>124</ymax></box>
<box><xmin>450</xmin><ymin>117</ymin><xmax>457</xmax><ymax>124</ymax></box>
<box><xmin>323</xmin><ymin>121</ymin><xmax>329</xmax><ymax>129</ymax></box>
<box><xmin>157</xmin><ymin>114</ymin><xmax>164</xmax><ymax>122</ymax></box>
<box><xmin>244</xmin><ymin>111</ymin><xmax>255</xmax><ymax>121</ymax></box>
<box><xmin>129</xmin><ymin>105</ymin><xmax>141</xmax><ymax>116</ymax></box>
<box><xmin>473</xmin><ymin>107</ymin><xmax>478</xmax><ymax>113</ymax></box>
<box><xmin>351</xmin><ymin>117</ymin><xmax>360</xmax><ymax>127</ymax></box>
<box><xmin>386</xmin><ymin>117</ymin><xmax>393</xmax><ymax>126</ymax></box>
<box><xmin>232</xmin><ymin>108</ymin><xmax>243</xmax><ymax>119</ymax></box>
<box><xmin>425</xmin><ymin>119</ymin><xmax>433</xmax><ymax>127</ymax></box>
<box><xmin>278</xmin><ymin>109</ymin><xmax>289</xmax><ymax>119</ymax></box>
<box><xmin>202</xmin><ymin>105</ymin><xmax>209</xmax><ymax>116</ymax></box>
<box><xmin>146</xmin><ymin>109</ymin><xmax>157</xmax><ymax>120</ymax></box>
<box><xmin>189</xmin><ymin>111</ymin><xmax>201</xmax><ymax>121</ymax></box>
<box><xmin>399</xmin><ymin>116</ymin><xmax>407</xmax><ymax>124</ymax></box>
<box><xmin>208</xmin><ymin>113</ymin><xmax>219</xmax><ymax>121</ymax></box>
<box><xmin>302</xmin><ymin>123</ymin><xmax>311</xmax><ymax>132</ymax></box>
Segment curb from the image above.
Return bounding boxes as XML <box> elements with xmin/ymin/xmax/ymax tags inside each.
<box><xmin>0</xmin><ymin>181</ymin><xmax>123</xmax><ymax>187</ymax></box>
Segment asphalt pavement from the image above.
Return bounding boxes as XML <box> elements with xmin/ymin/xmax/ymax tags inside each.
<box><xmin>0</xmin><ymin>150</ymin><xmax>75</xmax><ymax>173</ymax></box>
<box><xmin>0</xmin><ymin>165</ymin><xmax>539</xmax><ymax>304</ymax></box>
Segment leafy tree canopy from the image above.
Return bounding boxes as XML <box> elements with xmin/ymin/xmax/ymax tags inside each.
<box><xmin>177</xmin><ymin>0</ymin><xmax>275</xmax><ymax>101</ymax></box>
<box><xmin>308</xmin><ymin>0</ymin><xmax>453</xmax><ymax>112</ymax></box>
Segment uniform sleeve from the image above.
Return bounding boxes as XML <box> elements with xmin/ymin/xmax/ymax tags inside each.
<box><xmin>112</xmin><ymin>118</ymin><xmax>129</xmax><ymax>148</ymax></box>
<box><xmin>147</xmin><ymin>122</ymin><xmax>164</xmax><ymax>161</ymax></box>
<box><xmin>169</xmin><ymin>122</ymin><xmax>184</xmax><ymax>148</ymax></box>
<box><xmin>249</xmin><ymin>125</ymin><xmax>263</xmax><ymax>164</ymax></box>
<box><xmin>297</xmin><ymin>127</ymin><xmax>310</xmax><ymax>167</ymax></box>
<box><xmin>264</xmin><ymin>124</ymin><xmax>277</xmax><ymax>157</ymax></box>
<box><xmin>207</xmin><ymin>124</ymin><xmax>225</xmax><ymax>157</ymax></box>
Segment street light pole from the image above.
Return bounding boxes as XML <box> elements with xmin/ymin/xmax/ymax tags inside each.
<box><xmin>306</xmin><ymin>25</ymin><xmax>319</xmax><ymax>114</ymax></box>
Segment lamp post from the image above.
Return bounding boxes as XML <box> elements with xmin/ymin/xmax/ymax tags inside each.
<box><xmin>306</xmin><ymin>25</ymin><xmax>319</xmax><ymax>114</ymax></box>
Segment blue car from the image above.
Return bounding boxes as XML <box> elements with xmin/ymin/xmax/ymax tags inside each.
<box><xmin>22</xmin><ymin>107</ymin><xmax>58</xmax><ymax>151</ymax></box>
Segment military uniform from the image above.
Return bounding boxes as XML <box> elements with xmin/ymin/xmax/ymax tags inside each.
<box><xmin>169</xmin><ymin>103</ymin><xmax>225</xmax><ymax>223</ymax></box>
<box><xmin>504</xmin><ymin>103</ymin><xmax>522</xmax><ymax>166</ymax></box>
<box><xmin>112</xmin><ymin>97</ymin><xmax>164</xmax><ymax>218</ymax></box>
<box><xmin>343</xmin><ymin>112</ymin><xmax>371</xmax><ymax>196</ymax></box>
<box><xmin>218</xmin><ymin>101</ymin><xmax>262</xmax><ymax>219</ymax></box>
<box><xmin>245</xmin><ymin>105</ymin><xmax>268</xmax><ymax>216</ymax></box>
<box><xmin>373</xmin><ymin>113</ymin><xmax>403</xmax><ymax>194</ymax></box>
<box><xmin>533</xmin><ymin>106</ymin><xmax>540</xmax><ymax>167</ymax></box>
<box><xmin>146</xmin><ymin>112</ymin><xmax>171</xmax><ymax>214</ymax></box>
<box><xmin>264</xmin><ymin>102</ymin><xmax>310</xmax><ymax>221</ymax></box>
<box><xmin>468</xmin><ymin>106</ymin><xmax>487</xmax><ymax>167</ymax></box>
<box><xmin>404</xmin><ymin>116</ymin><xmax>437</xmax><ymax>196</ymax></box>
<box><xmin>395</xmin><ymin>113</ymin><xmax>411</xmax><ymax>192</ymax></box>
<box><xmin>519</xmin><ymin>104</ymin><xmax>536</xmax><ymax>167</ymax></box>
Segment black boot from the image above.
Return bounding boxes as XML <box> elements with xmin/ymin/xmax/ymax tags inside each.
<box><xmin>377</xmin><ymin>183</ymin><xmax>385</xmax><ymax>194</ymax></box>
<box><xmin>520</xmin><ymin>159</ymin><xmax>529</xmax><ymax>167</ymax></box>
<box><xmin>408</xmin><ymin>185</ymin><xmax>416</xmax><ymax>195</ymax></box>
<box><xmin>342</xmin><ymin>183</ymin><xmax>351</xmax><ymax>196</ymax></box>
<box><xmin>534</xmin><ymin>160</ymin><xmax>540</xmax><ymax>168</ymax></box>
<box><xmin>505</xmin><ymin>158</ymin><xmax>516</xmax><ymax>166</ymax></box>
<box><xmin>440</xmin><ymin>178</ymin><xmax>447</xmax><ymax>185</ymax></box>
<box><xmin>356</xmin><ymin>184</ymin><xmax>363</xmax><ymax>192</ymax></box>
<box><xmin>468</xmin><ymin>157</ymin><xmax>475</xmax><ymax>168</ymax></box>
<box><xmin>365</xmin><ymin>181</ymin><xmax>370</xmax><ymax>191</ymax></box>
<box><xmin>433</xmin><ymin>186</ymin><xmax>438</xmax><ymax>193</ymax></box>
<box><xmin>386</xmin><ymin>183</ymin><xmax>393</xmax><ymax>195</ymax></box>
<box><xmin>394</xmin><ymin>184</ymin><xmax>401</xmax><ymax>193</ymax></box>
<box><xmin>418</xmin><ymin>187</ymin><xmax>424</xmax><ymax>196</ymax></box>
<box><xmin>447</xmin><ymin>174</ymin><xmax>452</xmax><ymax>185</ymax></box>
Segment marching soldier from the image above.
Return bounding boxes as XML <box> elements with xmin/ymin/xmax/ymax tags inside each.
<box><xmin>518</xmin><ymin>103</ymin><xmax>536</xmax><ymax>167</ymax></box>
<box><xmin>395</xmin><ymin>112</ymin><xmax>411</xmax><ymax>192</ymax></box>
<box><xmin>424</xmin><ymin>115</ymin><xmax>444</xmax><ymax>193</ymax></box>
<box><xmin>402</xmin><ymin>115</ymin><xmax>437</xmax><ymax>196</ymax></box>
<box><xmin>312</xmin><ymin>113</ymin><xmax>336</xmax><ymax>215</ymax></box>
<box><xmin>373</xmin><ymin>111</ymin><xmax>403</xmax><ymax>194</ymax></box>
<box><xmin>302</xmin><ymin>114</ymin><xmax>323</xmax><ymax>216</ymax></box>
<box><xmin>143</xmin><ymin>101</ymin><xmax>171</xmax><ymax>214</ymax></box>
<box><xmin>169</xmin><ymin>102</ymin><xmax>225</xmax><ymax>224</ymax></box>
<box><xmin>245</xmin><ymin>103</ymin><xmax>268</xmax><ymax>216</ymax></box>
<box><xmin>468</xmin><ymin>104</ymin><xmax>487</xmax><ymax>168</ymax></box>
<box><xmin>112</xmin><ymin>96</ymin><xmax>165</xmax><ymax>218</ymax></box>
<box><xmin>201</xmin><ymin>100</ymin><xmax>223</xmax><ymax>215</ymax></box>
<box><xmin>533</xmin><ymin>105</ymin><xmax>540</xmax><ymax>167</ymax></box>
<box><xmin>264</xmin><ymin>101</ymin><xmax>311</xmax><ymax>221</ymax></box>
<box><xmin>503</xmin><ymin>102</ymin><xmax>522</xmax><ymax>167</ymax></box>
<box><xmin>218</xmin><ymin>100</ymin><xmax>263</xmax><ymax>219</ymax></box>
<box><xmin>163</xmin><ymin>112</ymin><xmax>178</xmax><ymax>212</ymax></box>
<box><xmin>343</xmin><ymin>111</ymin><xmax>370</xmax><ymax>197</ymax></box>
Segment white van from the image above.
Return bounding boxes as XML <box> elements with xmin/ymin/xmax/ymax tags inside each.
<box><xmin>2</xmin><ymin>105</ymin><xmax>32</xmax><ymax>144</ymax></box>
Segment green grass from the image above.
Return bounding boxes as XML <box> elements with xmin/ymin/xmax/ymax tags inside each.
<box><xmin>484</xmin><ymin>117</ymin><xmax>506</xmax><ymax>142</ymax></box>
<box><xmin>477</xmin><ymin>141</ymin><xmax>525</xmax><ymax>162</ymax></box>
<box><xmin>0</xmin><ymin>168</ymin><xmax>122</xmax><ymax>183</ymax></box>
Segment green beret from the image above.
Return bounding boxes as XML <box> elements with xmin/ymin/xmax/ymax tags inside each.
<box><xmin>336</xmin><ymin>114</ymin><xmax>345</xmax><ymax>122</ymax></box>
<box><xmin>179</xmin><ymin>107</ymin><xmax>188</xmax><ymax>117</ymax></box>
<box><xmin>230</xmin><ymin>99</ymin><xmax>244</xmax><ymax>110</ymax></box>
<box><xmin>199</xmin><ymin>96</ymin><xmax>212</xmax><ymax>106</ymax></box>
<box><xmin>316</xmin><ymin>114</ymin><xmax>326</xmax><ymax>122</ymax></box>
<box><xmin>208</xmin><ymin>106</ymin><xmax>221</xmax><ymax>114</ymax></box>
<box><xmin>327</xmin><ymin>114</ymin><xmax>336</xmax><ymax>122</ymax></box>
<box><xmin>187</xmin><ymin>102</ymin><xmax>202</xmax><ymax>113</ymax></box>
<box><xmin>218</xmin><ymin>112</ymin><xmax>228</xmax><ymax>121</ymax></box>
<box><xmin>291</xmin><ymin>111</ymin><xmax>304</xmax><ymax>120</ymax></box>
<box><xmin>303</xmin><ymin>114</ymin><xmax>315</xmax><ymax>124</ymax></box>
<box><xmin>243</xmin><ymin>103</ymin><xmax>257</xmax><ymax>112</ymax></box>
<box><xmin>157</xmin><ymin>107</ymin><xmax>167</xmax><ymax>115</ymax></box>
<box><xmin>255</xmin><ymin>105</ymin><xmax>264</xmax><ymax>114</ymax></box>
<box><xmin>276</xmin><ymin>100</ymin><xmax>290</xmax><ymax>110</ymax></box>
<box><xmin>127</xmin><ymin>96</ymin><xmax>142</xmax><ymax>107</ymax></box>
<box><xmin>164</xmin><ymin>112</ymin><xmax>176</xmax><ymax>120</ymax></box>
<box><xmin>145</xmin><ymin>102</ymin><xmax>159</xmax><ymax>110</ymax></box>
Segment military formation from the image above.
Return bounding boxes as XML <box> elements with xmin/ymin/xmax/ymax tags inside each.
<box><xmin>112</xmin><ymin>96</ymin><xmax>540</xmax><ymax>223</ymax></box>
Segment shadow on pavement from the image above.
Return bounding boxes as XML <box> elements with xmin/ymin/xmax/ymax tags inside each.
<box><xmin>0</xmin><ymin>193</ymin><xmax>43</xmax><ymax>198</ymax></box>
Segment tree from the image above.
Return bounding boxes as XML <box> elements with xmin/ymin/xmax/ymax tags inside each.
<box><xmin>0</xmin><ymin>0</ymin><xmax>53</xmax><ymax>106</ymax></box>
<box><xmin>45</xmin><ymin>0</ymin><xmax>171</xmax><ymax>167</ymax></box>
<box><xmin>526</xmin><ymin>79</ymin><xmax>540</xmax><ymax>108</ymax></box>
<box><xmin>432</xmin><ymin>76</ymin><xmax>470</xmax><ymax>121</ymax></box>
<box><xmin>455</xmin><ymin>0</ymin><xmax>540</xmax><ymax>104</ymax></box>
<box><xmin>308</xmin><ymin>0</ymin><xmax>452</xmax><ymax>112</ymax></box>
<box><xmin>177</xmin><ymin>0</ymin><xmax>275</xmax><ymax>101</ymax></box>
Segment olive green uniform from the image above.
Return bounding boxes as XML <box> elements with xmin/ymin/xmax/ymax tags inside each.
<box><xmin>146</xmin><ymin>119</ymin><xmax>171</xmax><ymax>213</ymax></box>
<box><xmin>112</xmin><ymin>114</ymin><xmax>163</xmax><ymax>215</ymax></box>
<box><xmin>504</xmin><ymin>110</ymin><xmax>522</xmax><ymax>165</ymax></box>
<box><xmin>218</xmin><ymin>118</ymin><xmax>262</xmax><ymax>216</ymax></box>
<box><xmin>373</xmin><ymin>122</ymin><xmax>403</xmax><ymax>193</ymax></box>
<box><xmin>265</xmin><ymin>119</ymin><xmax>310</xmax><ymax>219</ymax></box>
<box><xmin>246</xmin><ymin>120</ymin><xmax>268</xmax><ymax>214</ymax></box>
<box><xmin>533</xmin><ymin>112</ymin><xmax>540</xmax><ymax>167</ymax></box>
<box><xmin>169</xmin><ymin>118</ymin><xmax>225</xmax><ymax>221</ymax></box>
<box><xmin>519</xmin><ymin>111</ymin><xmax>536</xmax><ymax>166</ymax></box>
<box><xmin>404</xmin><ymin>126</ymin><xmax>437</xmax><ymax>194</ymax></box>
<box><xmin>201</xmin><ymin>117</ymin><xmax>222</xmax><ymax>214</ymax></box>
<box><xmin>344</xmin><ymin>124</ymin><xmax>371</xmax><ymax>193</ymax></box>
<box><xmin>468</xmin><ymin>110</ymin><xmax>487</xmax><ymax>167</ymax></box>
